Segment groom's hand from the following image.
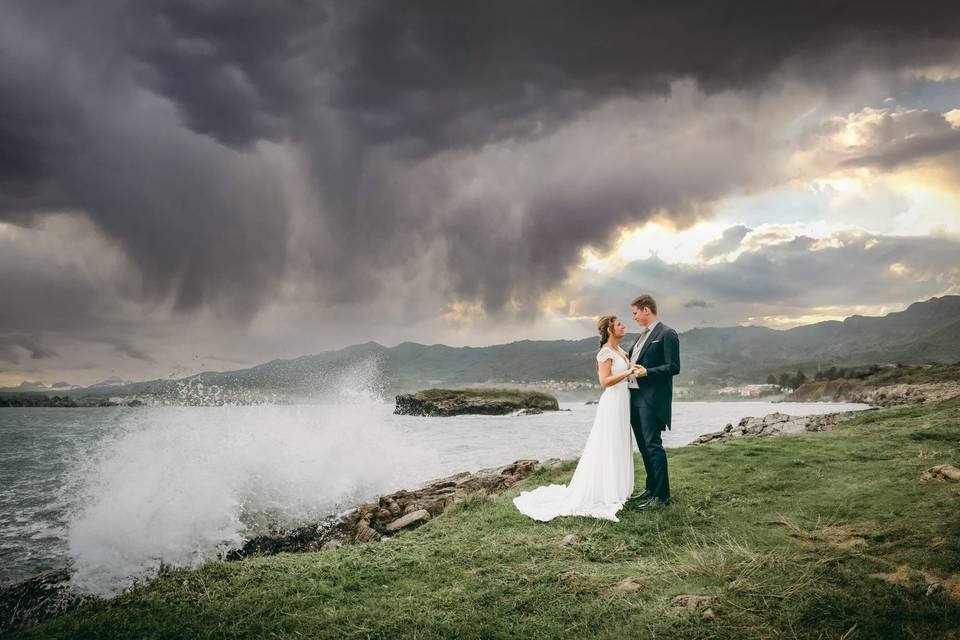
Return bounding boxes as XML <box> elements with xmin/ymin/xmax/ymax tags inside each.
<box><xmin>632</xmin><ymin>365</ymin><xmax>647</xmax><ymax>377</ymax></box>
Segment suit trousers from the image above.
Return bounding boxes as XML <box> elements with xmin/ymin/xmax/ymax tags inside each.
<box><xmin>629</xmin><ymin>393</ymin><xmax>670</xmax><ymax>501</ymax></box>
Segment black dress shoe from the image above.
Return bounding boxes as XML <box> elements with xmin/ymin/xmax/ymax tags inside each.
<box><xmin>635</xmin><ymin>497</ymin><xmax>671</xmax><ymax>510</ymax></box>
<box><xmin>629</xmin><ymin>489</ymin><xmax>653</xmax><ymax>501</ymax></box>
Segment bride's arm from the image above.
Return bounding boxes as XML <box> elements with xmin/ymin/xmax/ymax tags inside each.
<box><xmin>597</xmin><ymin>358</ymin><xmax>634</xmax><ymax>388</ymax></box>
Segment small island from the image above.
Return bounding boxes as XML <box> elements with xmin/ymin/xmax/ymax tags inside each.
<box><xmin>394</xmin><ymin>388</ymin><xmax>560</xmax><ymax>417</ymax></box>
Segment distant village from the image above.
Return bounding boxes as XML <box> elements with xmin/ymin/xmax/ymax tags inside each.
<box><xmin>714</xmin><ymin>383</ymin><xmax>783</xmax><ymax>398</ymax></box>
<box><xmin>502</xmin><ymin>379</ymin><xmax>786</xmax><ymax>401</ymax></box>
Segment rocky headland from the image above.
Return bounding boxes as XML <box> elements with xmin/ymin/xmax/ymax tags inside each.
<box><xmin>787</xmin><ymin>380</ymin><xmax>960</xmax><ymax>407</ymax></box>
<box><xmin>785</xmin><ymin>363</ymin><xmax>960</xmax><ymax>407</ymax></box>
<box><xmin>394</xmin><ymin>388</ymin><xmax>560</xmax><ymax>417</ymax></box>
<box><xmin>0</xmin><ymin>395</ymin><xmax>143</xmax><ymax>408</ymax></box>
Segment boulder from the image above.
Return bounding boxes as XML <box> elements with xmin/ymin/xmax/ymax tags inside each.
<box><xmin>615</xmin><ymin>578</ymin><xmax>643</xmax><ymax>592</ymax></box>
<box><xmin>561</xmin><ymin>534</ymin><xmax>581</xmax><ymax>546</ymax></box>
<box><xmin>384</xmin><ymin>509</ymin><xmax>430</xmax><ymax>532</ymax></box>
<box><xmin>920</xmin><ymin>464</ymin><xmax>960</xmax><ymax>482</ymax></box>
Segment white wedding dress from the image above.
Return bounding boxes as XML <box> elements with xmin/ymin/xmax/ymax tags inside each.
<box><xmin>513</xmin><ymin>345</ymin><xmax>635</xmax><ymax>522</ymax></box>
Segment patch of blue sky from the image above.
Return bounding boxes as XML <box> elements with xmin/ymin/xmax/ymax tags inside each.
<box><xmin>883</xmin><ymin>77</ymin><xmax>960</xmax><ymax>113</ymax></box>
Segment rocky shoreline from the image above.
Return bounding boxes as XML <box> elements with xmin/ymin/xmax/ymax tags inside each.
<box><xmin>691</xmin><ymin>409</ymin><xmax>872</xmax><ymax>445</ymax></box>
<box><xmin>229</xmin><ymin>458</ymin><xmax>550</xmax><ymax>556</ymax></box>
<box><xmin>0</xmin><ymin>401</ymin><xmax>890</xmax><ymax>633</ymax></box>
<box><xmin>0</xmin><ymin>457</ymin><xmax>556</xmax><ymax>633</ymax></box>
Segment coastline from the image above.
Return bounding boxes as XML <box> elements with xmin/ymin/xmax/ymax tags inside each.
<box><xmin>2</xmin><ymin>400</ymin><xmax>879</xmax><ymax>632</ymax></box>
<box><xmin>6</xmin><ymin>396</ymin><xmax>959</xmax><ymax>638</ymax></box>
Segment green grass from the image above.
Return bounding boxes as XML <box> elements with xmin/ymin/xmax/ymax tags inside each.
<box><xmin>10</xmin><ymin>400</ymin><xmax>960</xmax><ymax>639</ymax></box>
<box><xmin>864</xmin><ymin>363</ymin><xmax>960</xmax><ymax>386</ymax></box>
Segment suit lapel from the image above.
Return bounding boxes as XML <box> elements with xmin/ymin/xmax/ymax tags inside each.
<box><xmin>636</xmin><ymin>323</ymin><xmax>664</xmax><ymax>363</ymax></box>
<box><xmin>628</xmin><ymin>335</ymin><xmax>642</xmax><ymax>363</ymax></box>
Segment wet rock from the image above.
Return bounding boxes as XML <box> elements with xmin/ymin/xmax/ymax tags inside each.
<box><xmin>0</xmin><ymin>568</ymin><xmax>92</xmax><ymax>634</ymax></box>
<box><xmin>515</xmin><ymin>408</ymin><xmax>543</xmax><ymax>416</ymax></box>
<box><xmin>354</xmin><ymin>520</ymin><xmax>382</xmax><ymax>542</ymax></box>
<box><xmin>384</xmin><ymin>509</ymin><xmax>430</xmax><ymax>532</ymax></box>
<box><xmin>230</xmin><ymin>458</ymin><xmax>542</xmax><ymax>559</ymax></box>
<box><xmin>920</xmin><ymin>464</ymin><xmax>960</xmax><ymax>482</ymax></box>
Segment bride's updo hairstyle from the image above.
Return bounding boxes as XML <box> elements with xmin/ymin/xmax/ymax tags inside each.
<box><xmin>597</xmin><ymin>315</ymin><xmax>617</xmax><ymax>349</ymax></box>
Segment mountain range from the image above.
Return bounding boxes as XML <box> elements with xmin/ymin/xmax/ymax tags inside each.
<box><xmin>4</xmin><ymin>295</ymin><xmax>959</xmax><ymax>400</ymax></box>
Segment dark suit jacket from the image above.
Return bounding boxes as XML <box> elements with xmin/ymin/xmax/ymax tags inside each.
<box><xmin>628</xmin><ymin>322</ymin><xmax>681</xmax><ymax>430</ymax></box>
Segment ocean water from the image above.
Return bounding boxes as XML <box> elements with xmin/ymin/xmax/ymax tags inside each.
<box><xmin>0</xmin><ymin>399</ymin><xmax>868</xmax><ymax>595</ymax></box>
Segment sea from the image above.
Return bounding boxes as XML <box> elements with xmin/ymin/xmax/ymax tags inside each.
<box><xmin>0</xmin><ymin>399</ymin><xmax>869</xmax><ymax>595</ymax></box>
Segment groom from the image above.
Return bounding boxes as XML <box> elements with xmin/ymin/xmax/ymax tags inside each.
<box><xmin>626</xmin><ymin>294</ymin><xmax>680</xmax><ymax>509</ymax></box>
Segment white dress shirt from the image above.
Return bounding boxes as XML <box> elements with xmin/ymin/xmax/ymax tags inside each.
<box><xmin>627</xmin><ymin>320</ymin><xmax>659</xmax><ymax>389</ymax></box>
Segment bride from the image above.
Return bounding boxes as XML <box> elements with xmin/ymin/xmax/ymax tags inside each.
<box><xmin>513</xmin><ymin>315</ymin><xmax>640</xmax><ymax>522</ymax></box>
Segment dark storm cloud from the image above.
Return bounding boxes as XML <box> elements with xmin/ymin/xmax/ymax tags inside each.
<box><xmin>0</xmin><ymin>1</ymin><xmax>289</xmax><ymax>320</ymax></box>
<box><xmin>699</xmin><ymin>225</ymin><xmax>752</xmax><ymax>261</ymax></box>
<box><xmin>684</xmin><ymin>299</ymin><xmax>713</xmax><ymax>309</ymax></box>
<box><xmin>97</xmin><ymin>339</ymin><xmax>156</xmax><ymax>364</ymax></box>
<box><xmin>0</xmin><ymin>336</ymin><xmax>58</xmax><ymax>364</ymax></box>
<box><xmin>128</xmin><ymin>1</ymin><xmax>960</xmax><ymax>151</ymax></box>
<box><xmin>3</xmin><ymin>0</ymin><xmax>960</xmax><ymax>326</ymax></box>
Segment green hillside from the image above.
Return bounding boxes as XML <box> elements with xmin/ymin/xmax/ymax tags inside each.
<box><xmin>16</xmin><ymin>295</ymin><xmax>958</xmax><ymax>400</ymax></box>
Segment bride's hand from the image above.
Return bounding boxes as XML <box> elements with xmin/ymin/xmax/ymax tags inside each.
<box><xmin>631</xmin><ymin>365</ymin><xmax>647</xmax><ymax>377</ymax></box>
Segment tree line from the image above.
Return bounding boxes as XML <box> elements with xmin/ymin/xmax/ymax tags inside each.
<box><xmin>765</xmin><ymin>371</ymin><xmax>807</xmax><ymax>390</ymax></box>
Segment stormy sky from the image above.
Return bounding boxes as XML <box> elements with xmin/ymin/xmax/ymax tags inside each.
<box><xmin>2</xmin><ymin>0</ymin><xmax>960</xmax><ymax>386</ymax></box>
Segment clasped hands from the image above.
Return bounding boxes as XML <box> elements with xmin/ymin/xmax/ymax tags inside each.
<box><xmin>630</xmin><ymin>364</ymin><xmax>647</xmax><ymax>378</ymax></box>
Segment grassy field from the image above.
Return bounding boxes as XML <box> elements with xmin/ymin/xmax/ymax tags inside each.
<box><xmin>9</xmin><ymin>399</ymin><xmax>960</xmax><ymax>639</ymax></box>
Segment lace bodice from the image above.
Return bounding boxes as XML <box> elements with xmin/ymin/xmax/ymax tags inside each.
<box><xmin>596</xmin><ymin>345</ymin><xmax>630</xmax><ymax>380</ymax></box>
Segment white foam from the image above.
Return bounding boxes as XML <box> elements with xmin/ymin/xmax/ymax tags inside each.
<box><xmin>65</xmin><ymin>364</ymin><xmax>429</xmax><ymax>595</ymax></box>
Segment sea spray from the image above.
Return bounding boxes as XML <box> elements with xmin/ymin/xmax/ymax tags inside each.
<box><xmin>64</xmin><ymin>359</ymin><xmax>429</xmax><ymax>596</ymax></box>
